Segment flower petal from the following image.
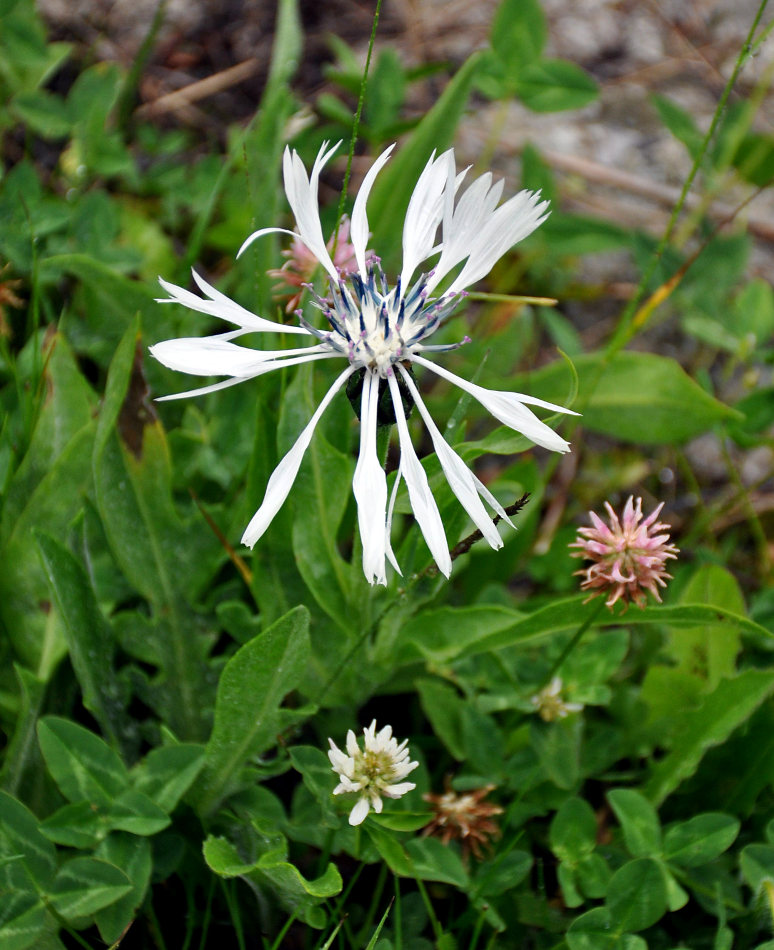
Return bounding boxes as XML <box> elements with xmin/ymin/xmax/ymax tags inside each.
<box><xmin>411</xmin><ymin>355</ymin><xmax>573</xmax><ymax>453</ymax></box>
<box><xmin>149</xmin><ymin>336</ymin><xmax>329</xmax><ymax>377</ymax></box>
<box><xmin>352</xmin><ymin>371</ymin><xmax>388</xmax><ymax>585</ymax></box>
<box><xmin>387</xmin><ymin>372</ymin><xmax>451</xmax><ymax>576</ymax></box>
<box><xmin>158</xmin><ymin>272</ymin><xmax>310</xmax><ymax>335</ymax></box>
<box><xmin>397</xmin><ymin>365</ymin><xmax>503</xmax><ymax>549</ymax></box>
<box><xmin>241</xmin><ymin>366</ymin><xmax>355</xmax><ymax>547</ymax></box>
<box><xmin>351</xmin><ymin>144</ymin><xmax>395</xmax><ymax>276</ymax></box>
<box><xmin>384</xmin><ymin>463</ymin><xmax>403</xmax><ymax>575</ymax></box>
<box><xmin>349</xmin><ymin>797</ymin><xmax>371</xmax><ymax>826</ymax></box>
<box><xmin>400</xmin><ymin>150</ymin><xmax>455</xmax><ymax>290</ymax></box>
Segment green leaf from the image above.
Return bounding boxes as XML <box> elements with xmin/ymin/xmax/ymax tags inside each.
<box><xmin>46</xmin><ymin>856</ymin><xmax>132</xmax><ymax>919</ymax></box>
<box><xmin>608</xmin><ymin>789</ymin><xmax>662</xmax><ymax>858</ymax></box>
<box><xmin>195</xmin><ymin>606</ymin><xmax>310</xmax><ymax>815</ymax></box>
<box><xmin>568</xmin><ymin>908</ymin><xmax>647</xmax><ymax>950</ymax></box>
<box><xmin>652</xmin><ymin>94</ymin><xmax>704</xmax><ymax>160</ymax></box>
<box><xmin>645</xmin><ymin>670</ymin><xmax>774</xmax><ymax>805</ymax></box>
<box><xmin>0</xmin><ymin>791</ymin><xmax>56</xmax><ymax>889</ymax></box>
<box><xmin>93</xmin><ymin>834</ymin><xmax>152</xmax><ymax>945</ymax></box>
<box><xmin>94</xmin><ymin>318</ymin><xmax>217</xmax><ymax>740</ymax></box>
<box><xmin>10</xmin><ymin>89</ymin><xmax>71</xmax><ymax>138</ymax></box>
<box><xmin>108</xmin><ymin>789</ymin><xmax>170</xmax><ymax>836</ymax></box>
<box><xmin>365</xmin><ymin>823</ymin><xmax>468</xmax><ymax>887</ymax></box>
<box><xmin>35</xmin><ymin>533</ymin><xmax>126</xmax><ymax>751</ymax></box>
<box><xmin>36</xmin><ymin>717</ymin><xmax>129</xmax><ymax>807</ymax></box>
<box><xmin>130</xmin><ymin>744</ymin><xmax>206</xmax><ymax>813</ymax></box>
<box><xmin>515</xmin><ymin>59</ymin><xmax>599</xmax><ymax>112</ymax></box>
<box><xmin>491</xmin><ymin>0</ymin><xmax>546</xmax><ymax>74</ymax></box>
<box><xmin>550</xmin><ymin>797</ymin><xmax>597</xmax><ymax>864</ymax></box>
<box><xmin>203</xmin><ymin>829</ymin><xmax>341</xmax><ymax>928</ymax></box>
<box><xmin>0</xmin><ymin>894</ymin><xmax>48</xmax><ymax>950</ymax></box>
<box><xmin>530</xmin><ymin>717</ymin><xmax>582</xmax><ymax>790</ymax></box>
<box><xmin>39</xmin><ymin>802</ymin><xmax>104</xmax><ymax>848</ymax></box>
<box><xmin>416</xmin><ymin>679</ymin><xmax>465</xmax><ymax>760</ymax></box>
<box><xmin>517</xmin><ymin>351</ymin><xmax>737</xmax><ymax>444</ymax></box>
<box><xmin>663</xmin><ymin>814</ymin><xmax>739</xmax><ymax>868</ymax></box>
<box><xmin>740</xmin><ymin>844</ymin><xmax>774</xmax><ymax>893</ymax></box>
<box><xmin>665</xmin><ymin>565</ymin><xmax>743</xmax><ymax>689</ymax></box>
<box><xmin>0</xmin><ymin>332</ymin><xmax>95</xmax><ymax>675</ymax></box>
<box><xmin>606</xmin><ymin>857</ymin><xmax>668</xmax><ymax>932</ymax></box>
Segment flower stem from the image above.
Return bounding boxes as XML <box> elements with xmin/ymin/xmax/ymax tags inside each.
<box><xmin>332</xmin><ymin>0</ymin><xmax>383</xmax><ymax>258</ymax></box>
<box><xmin>544</xmin><ymin>597</ymin><xmax>607</xmax><ymax>685</ymax></box>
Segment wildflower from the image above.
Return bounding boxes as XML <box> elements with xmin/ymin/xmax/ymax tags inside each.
<box><xmin>530</xmin><ymin>676</ymin><xmax>584</xmax><ymax>722</ymax></box>
<box><xmin>268</xmin><ymin>214</ymin><xmax>363</xmax><ymax>313</ymax></box>
<box><xmin>328</xmin><ymin>720</ymin><xmax>418</xmax><ymax>826</ymax></box>
<box><xmin>423</xmin><ymin>783</ymin><xmax>503</xmax><ymax>859</ymax></box>
<box><xmin>150</xmin><ymin>143</ymin><xmax>576</xmax><ymax>583</ymax></box>
<box><xmin>571</xmin><ymin>496</ymin><xmax>679</xmax><ymax>610</ymax></box>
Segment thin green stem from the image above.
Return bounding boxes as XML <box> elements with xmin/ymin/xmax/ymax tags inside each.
<box><xmin>604</xmin><ymin>0</ymin><xmax>770</xmax><ymax>362</ymax></box>
<box><xmin>332</xmin><ymin>0</ymin><xmax>383</xmax><ymax>256</ymax></box>
<box><xmin>221</xmin><ymin>880</ymin><xmax>246</xmax><ymax>950</ymax></box>
<box><xmin>414</xmin><ymin>876</ymin><xmax>443</xmax><ymax>943</ymax></box>
<box><xmin>269</xmin><ymin>913</ymin><xmax>297</xmax><ymax>950</ymax></box>
<box><xmin>544</xmin><ymin>597</ymin><xmax>607</xmax><ymax>685</ymax></box>
<box><xmin>197</xmin><ymin>875</ymin><xmax>216</xmax><ymax>950</ymax></box>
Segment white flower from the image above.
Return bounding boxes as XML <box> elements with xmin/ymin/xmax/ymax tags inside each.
<box><xmin>327</xmin><ymin>720</ymin><xmax>419</xmax><ymax>826</ymax></box>
<box><xmin>150</xmin><ymin>142</ymin><xmax>577</xmax><ymax>584</ymax></box>
<box><xmin>529</xmin><ymin>677</ymin><xmax>584</xmax><ymax>722</ymax></box>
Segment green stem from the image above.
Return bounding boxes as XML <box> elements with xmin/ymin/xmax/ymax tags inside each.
<box><xmin>332</xmin><ymin>0</ymin><xmax>383</xmax><ymax>256</ymax></box>
<box><xmin>544</xmin><ymin>597</ymin><xmax>606</xmax><ymax>685</ymax></box>
<box><xmin>604</xmin><ymin>0</ymin><xmax>770</xmax><ymax>362</ymax></box>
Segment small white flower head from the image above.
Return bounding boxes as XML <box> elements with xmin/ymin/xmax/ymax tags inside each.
<box><xmin>151</xmin><ymin>143</ymin><xmax>579</xmax><ymax>584</ymax></box>
<box><xmin>327</xmin><ymin>720</ymin><xmax>419</xmax><ymax>826</ymax></box>
<box><xmin>529</xmin><ymin>677</ymin><xmax>584</xmax><ymax>722</ymax></box>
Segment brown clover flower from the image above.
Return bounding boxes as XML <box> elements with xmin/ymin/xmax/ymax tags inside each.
<box><xmin>570</xmin><ymin>495</ymin><xmax>678</xmax><ymax>610</ymax></box>
<box><xmin>423</xmin><ymin>783</ymin><xmax>503</xmax><ymax>859</ymax></box>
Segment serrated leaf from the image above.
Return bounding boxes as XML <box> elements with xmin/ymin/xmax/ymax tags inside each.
<box><xmin>203</xmin><ymin>830</ymin><xmax>341</xmax><ymax>928</ymax></box>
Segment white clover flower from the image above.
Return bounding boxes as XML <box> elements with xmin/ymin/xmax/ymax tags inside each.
<box><xmin>327</xmin><ymin>720</ymin><xmax>418</xmax><ymax>826</ymax></box>
<box><xmin>150</xmin><ymin>142</ymin><xmax>577</xmax><ymax>583</ymax></box>
<box><xmin>530</xmin><ymin>677</ymin><xmax>584</xmax><ymax>722</ymax></box>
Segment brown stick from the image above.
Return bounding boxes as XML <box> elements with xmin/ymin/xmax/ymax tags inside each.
<box><xmin>136</xmin><ymin>58</ymin><xmax>261</xmax><ymax>118</ymax></box>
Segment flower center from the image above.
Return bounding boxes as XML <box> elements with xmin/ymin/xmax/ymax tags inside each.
<box><xmin>301</xmin><ymin>263</ymin><xmax>466</xmax><ymax>378</ymax></box>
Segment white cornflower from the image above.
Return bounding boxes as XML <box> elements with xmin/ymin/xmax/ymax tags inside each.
<box><xmin>150</xmin><ymin>142</ymin><xmax>576</xmax><ymax>584</ymax></box>
<box><xmin>328</xmin><ymin>720</ymin><xmax>419</xmax><ymax>826</ymax></box>
<box><xmin>530</xmin><ymin>677</ymin><xmax>584</xmax><ymax>722</ymax></box>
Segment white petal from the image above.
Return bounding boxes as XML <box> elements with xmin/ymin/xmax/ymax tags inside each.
<box><xmin>400</xmin><ymin>150</ymin><xmax>455</xmax><ymax>290</ymax></box>
<box><xmin>158</xmin><ymin>273</ymin><xmax>309</xmax><ymax>335</ymax></box>
<box><xmin>397</xmin><ymin>365</ymin><xmax>502</xmax><ymax>549</ymax></box>
<box><xmin>387</xmin><ymin>373</ymin><xmax>451</xmax><ymax>576</ymax></box>
<box><xmin>348</xmin><ymin>797</ymin><xmax>371</xmax><ymax>826</ymax></box>
<box><xmin>241</xmin><ymin>365</ymin><xmax>355</xmax><ymax>547</ymax></box>
<box><xmin>384</xmin><ymin>782</ymin><xmax>416</xmax><ymax>798</ymax></box>
<box><xmin>154</xmin><ymin>375</ymin><xmax>251</xmax><ymax>402</ymax></box>
<box><xmin>352</xmin><ymin>372</ymin><xmax>388</xmax><ymax>585</ymax></box>
<box><xmin>445</xmin><ymin>190</ymin><xmax>550</xmax><ymax>295</ymax></box>
<box><xmin>410</xmin><ymin>355</ymin><xmax>573</xmax><ymax>453</ymax></box>
<box><xmin>384</xmin><ymin>463</ymin><xmax>403</xmax><ymax>575</ymax></box>
<box><xmin>351</xmin><ymin>144</ymin><xmax>395</xmax><ymax>276</ymax></box>
<box><xmin>149</xmin><ymin>337</ymin><xmax>328</xmax><ymax>377</ymax></box>
<box><xmin>283</xmin><ymin>142</ymin><xmax>340</xmax><ymax>280</ymax></box>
